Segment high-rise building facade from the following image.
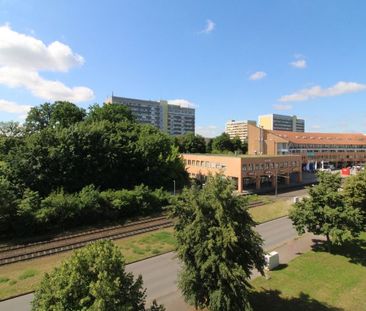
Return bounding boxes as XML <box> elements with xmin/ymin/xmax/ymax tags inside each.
<box><xmin>106</xmin><ymin>96</ymin><xmax>195</xmax><ymax>136</ymax></box>
<box><xmin>258</xmin><ymin>114</ymin><xmax>305</xmax><ymax>132</ymax></box>
<box><xmin>225</xmin><ymin>120</ymin><xmax>257</xmax><ymax>141</ymax></box>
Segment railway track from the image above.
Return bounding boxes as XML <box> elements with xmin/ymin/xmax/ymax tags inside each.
<box><xmin>0</xmin><ymin>217</ymin><xmax>173</xmax><ymax>266</ymax></box>
<box><xmin>0</xmin><ymin>200</ymin><xmax>266</xmax><ymax>266</ymax></box>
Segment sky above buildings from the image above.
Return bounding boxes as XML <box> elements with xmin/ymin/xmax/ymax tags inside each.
<box><xmin>0</xmin><ymin>0</ymin><xmax>365</xmax><ymax>136</ymax></box>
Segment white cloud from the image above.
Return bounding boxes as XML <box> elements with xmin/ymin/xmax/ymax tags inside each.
<box><xmin>0</xmin><ymin>99</ymin><xmax>32</xmax><ymax>114</ymax></box>
<box><xmin>310</xmin><ymin>124</ymin><xmax>321</xmax><ymax>129</ymax></box>
<box><xmin>273</xmin><ymin>104</ymin><xmax>292</xmax><ymax>111</ymax></box>
<box><xmin>0</xmin><ymin>66</ymin><xmax>94</xmax><ymax>102</ymax></box>
<box><xmin>0</xmin><ymin>24</ymin><xmax>83</xmax><ymax>72</ymax></box>
<box><xmin>278</xmin><ymin>81</ymin><xmax>366</xmax><ymax>102</ymax></box>
<box><xmin>200</xmin><ymin>19</ymin><xmax>215</xmax><ymax>34</ymax></box>
<box><xmin>168</xmin><ymin>99</ymin><xmax>196</xmax><ymax>108</ymax></box>
<box><xmin>0</xmin><ymin>24</ymin><xmax>93</xmax><ymax>103</ymax></box>
<box><xmin>196</xmin><ymin>125</ymin><xmax>222</xmax><ymax>138</ymax></box>
<box><xmin>249</xmin><ymin>71</ymin><xmax>267</xmax><ymax>81</ymax></box>
<box><xmin>290</xmin><ymin>59</ymin><xmax>306</xmax><ymax>69</ymax></box>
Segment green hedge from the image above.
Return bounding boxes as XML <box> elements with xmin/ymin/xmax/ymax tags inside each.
<box><xmin>1</xmin><ymin>184</ymin><xmax>172</xmax><ymax>236</ymax></box>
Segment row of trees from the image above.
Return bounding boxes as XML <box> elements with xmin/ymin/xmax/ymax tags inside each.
<box><xmin>0</xmin><ymin>101</ymin><xmax>188</xmax><ymax>236</ymax></box>
<box><xmin>290</xmin><ymin>170</ymin><xmax>366</xmax><ymax>245</ymax></box>
<box><xmin>175</xmin><ymin>132</ymin><xmax>248</xmax><ymax>154</ymax></box>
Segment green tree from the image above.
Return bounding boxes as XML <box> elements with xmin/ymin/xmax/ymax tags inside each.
<box><xmin>50</xmin><ymin>101</ymin><xmax>86</xmax><ymax>127</ymax></box>
<box><xmin>211</xmin><ymin>133</ymin><xmax>233</xmax><ymax>153</ymax></box>
<box><xmin>32</xmin><ymin>240</ymin><xmax>164</xmax><ymax>311</ymax></box>
<box><xmin>343</xmin><ymin>170</ymin><xmax>366</xmax><ymax>223</ymax></box>
<box><xmin>25</xmin><ymin>103</ymin><xmax>53</xmax><ymax>132</ymax></box>
<box><xmin>176</xmin><ymin>132</ymin><xmax>206</xmax><ymax>153</ymax></box>
<box><xmin>0</xmin><ymin>176</ymin><xmax>18</xmax><ymax>234</ymax></box>
<box><xmin>86</xmin><ymin>103</ymin><xmax>134</xmax><ymax>123</ymax></box>
<box><xmin>289</xmin><ymin>172</ymin><xmax>364</xmax><ymax>245</ymax></box>
<box><xmin>25</xmin><ymin>102</ymin><xmax>85</xmax><ymax>132</ymax></box>
<box><xmin>170</xmin><ymin>174</ymin><xmax>265</xmax><ymax>311</ymax></box>
<box><xmin>5</xmin><ymin>121</ymin><xmax>187</xmax><ymax>195</ymax></box>
<box><xmin>0</xmin><ymin>121</ymin><xmax>23</xmax><ymax>137</ymax></box>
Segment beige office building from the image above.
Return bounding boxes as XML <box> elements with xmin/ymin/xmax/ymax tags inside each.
<box><xmin>258</xmin><ymin>114</ymin><xmax>305</xmax><ymax>132</ymax></box>
<box><xmin>225</xmin><ymin>120</ymin><xmax>256</xmax><ymax>142</ymax></box>
<box><xmin>182</xmin><ymin>153</ymin><xmax>302</xmax><ymax>192</ymax></box>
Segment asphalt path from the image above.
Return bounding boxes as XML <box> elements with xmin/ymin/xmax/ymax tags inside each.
<box><xmin>0</xmin><ymin>216</ymin><xmax>297</xmax><ymax>311</ymax></box>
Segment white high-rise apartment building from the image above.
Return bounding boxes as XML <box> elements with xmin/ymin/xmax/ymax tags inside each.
<box><xmin>225</xmin><ymin>120</ymin><xmax>257</xmax><ymax>142</ymax></box>
<box><xmin>105</xmin><ymin>96</ymin><xmax>195</xmax><ymax>136</ymax></box>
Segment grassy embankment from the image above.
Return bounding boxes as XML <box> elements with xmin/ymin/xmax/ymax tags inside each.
<box><xmin>0</xmin><ymin>229</ymin><xmax>176</xmax><ymax>300</ymax></box>
<box><xmin>250</xmin><ymin>232</ymin><xmax>366</xmax><ymax>311</ymax></box>
<box><xmin>0</xmin><ymin>196</ymin><xmax>292</xmax><ymax>300</ymax></box>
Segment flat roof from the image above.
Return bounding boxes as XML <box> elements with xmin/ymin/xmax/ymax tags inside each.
<box><xmin>271</xmin><ymin>130</ymin><xmax>366</xmax><ymax>145</ymax></box>
<box><xmin>182</xmin><ymin>153</ymin><xmax>300</xmax><ymax>158</ymax></box>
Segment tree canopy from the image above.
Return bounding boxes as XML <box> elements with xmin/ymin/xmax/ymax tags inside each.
<box><xmin>86</xmin><ymin>103</ymin><xmax>134</xmax><ymax>123</ymax></box>
<box><xmin>32</xmin><ymin>240</ymin><xmax>165</xmax><ymax>311</ymax></box>
<box><xmin>342</xmin><ymin>170</ymin><xmax>366</xmax><ymax>225</ymax></box>
<box><xmin>175</xmin><ymin>132</ymin><xmax>206</xmax><ymax>153</ymax></box>
<box><xmin>25</xmin><ymin>101</ymin><xmax>86</xmax><ymax>132</ymax></box>
<box><xmin>211</xmin><ymin>133</ymin><xmax>247</xmax><ymax>154</ymax></box>
<box><xmin>289</xmin><ymin>172</ymin><xmax>364</xmax><ymax>245</ymax></box>
<box><xmin>170</xmin><ymin>174</ymin><xmax>265</xmax><ymax>311</ymax></box>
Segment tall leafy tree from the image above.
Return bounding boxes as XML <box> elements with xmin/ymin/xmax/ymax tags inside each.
<box><xmin>343</xmin><ymin>170</ymin><xmax>366</xmax><ymax>225</ymax></box>
<box><xmin>211</xmin><ymin>133</ymin><xmax>233</xmax><ymax>152</ymax></box>
<box><xmin>50</xmin><ymin>101</ymin><xmax>86</xmax><ymax>127</ymax></box>
<box><xmin>25</xmin><ymin>103</ymin><xmax>53</xmax><ymax>132</ymax></box>
<box><xmin>25</xmin><ymin>101</ymin><xmax>86</xmax><ymax>132</ymax></box>
<box><xmin>176</xmin><ymin>132</ymin><xmax>206</xmax><ymax>153</ymax></box>
<box><xmin>170</xmin><ymin>174</ymin><xmax>265</xmax><ymax>311</ymax></box>
<box><xmin>32</xmin><ymin>240</ymin><xmax>164</xmax><ymax>311</ymax></box>
<box><xmin>86</xmin><ymin>103</ymin><xmax>134</xmax><ymax>123</ymax></box>
<box><xmin>290</xmin><ymin>172</ymin><xmax>364</xmax><ymax>245</ymax></box>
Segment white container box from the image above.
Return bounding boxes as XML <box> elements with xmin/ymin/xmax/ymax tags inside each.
<box><xmin>265</xmin><ymin>251</ymin><xmax>279</xmax><ymax>270</ymax></box>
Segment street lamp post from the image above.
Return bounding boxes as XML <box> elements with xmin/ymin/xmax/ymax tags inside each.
<box><xmin>274</xmin><ymin>171</ymin><xmax>278</xmax><ymax>196</ymax></box>
<box><xmin>268</xmin><ymin>172</ymin><xmax>278</xmax><ymax>197</ymax></box>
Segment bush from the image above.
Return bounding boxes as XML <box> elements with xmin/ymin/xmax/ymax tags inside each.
<box><xmin>7</xmin><ymin>185</ymin><xmax>173</xmax><ymax>236</ymax></box>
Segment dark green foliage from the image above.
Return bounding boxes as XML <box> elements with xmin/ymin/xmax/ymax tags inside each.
<box><xmin>32</xmin><ymin>240</ymin><xmax>165</xmax><ymax>311</ymax></box>
<box><xmin>175</xmin><ymin>132</ymin><xmax>206</xmax><ymax>153</ymax></box>
<box><xmin>290</xmin><ymin>172</ymin><xmax>364</xmax><ymax>245</ymax></box>
<box><xmin>2</xmin><ymin>185</ymin><xmax>172</xmax><ymax>236</ymax></box>
<box><xmin>5</xmin><ymin>121</ymin><xmax>188</xmax><ymax>195</ymax></box>
<box><xmin>170</xmin><ymin>174</ymin><xmax>265</xmax><ymax>311</ymax></box>
<box><xmin>343</xmin><ymin>170</ymin><xmax>366</xmax><ymax>225</ymax></box>
<box><xmin>211</xmin><ymin>133</ymin><xmax>233</xmax><ymax>152</ymax></box>
<box><xmin>0</xmin><ymin>176</ymin><xmax>18</xmax><ymax>233</ymax></box>
<box><xmin>86</xmin><ymin>103</ymin><xmax>134</xmax><ymax>123</ymax></box>
<box><xmin>25</xmin><ymin>101</ymin><xmax>85</xmax><ymax>133</ymax></box>
<box><xmin>211</xmin><ymin>133</ymin><xmax>247</xmax><ymax>154</ymax></box>
<box><xmin>1</xmin><ymin>101</ymin><xmax>187</xmax><ymax>237</ymax></box>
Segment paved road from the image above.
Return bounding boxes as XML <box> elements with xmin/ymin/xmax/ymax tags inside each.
<box><xmin>0</xmin><ymin>217</ymin><xmax>297</xmax><ymax>311</ymax></box>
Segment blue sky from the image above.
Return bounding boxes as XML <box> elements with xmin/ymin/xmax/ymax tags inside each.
<box><xmin>0</xmin><ymin>0</ymin><xmax>365</xmax><ymax>136</ymax></box>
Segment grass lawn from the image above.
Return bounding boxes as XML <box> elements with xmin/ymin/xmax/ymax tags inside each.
<box><xmin>0</xmin><ymin>228</ymin><xmax>176</xmax><ymax>300</ymax></box>
<box><xmin>250</xmin><ymin>232</ymin><xmax>366</xmax><ymax>311</ymax></box>
<box><xmin>249</xmin><ymin>197</ymin><xmax>293</xmax><ymax>223</ymax></box>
